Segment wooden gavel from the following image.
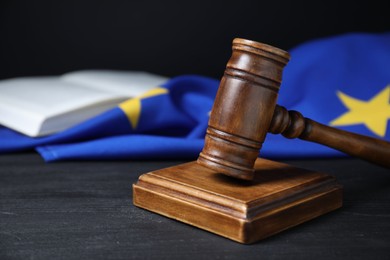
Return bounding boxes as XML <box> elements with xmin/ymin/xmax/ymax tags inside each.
<box><xmin>197</xmin><ymin>38</ymin><xmax>390</xmax><ymax>180</ymax></box>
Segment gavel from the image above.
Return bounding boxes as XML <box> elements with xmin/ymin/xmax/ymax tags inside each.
<box><xmin>197</xmin><ymin>38</ymin><xmax>390</xmax><ymax>181</ymax></box>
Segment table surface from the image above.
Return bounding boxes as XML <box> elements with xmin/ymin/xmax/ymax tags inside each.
<box><xmin>1</xmin><ymin>153</ymin><xmax>389</xmax><ymax>259</ymax></box>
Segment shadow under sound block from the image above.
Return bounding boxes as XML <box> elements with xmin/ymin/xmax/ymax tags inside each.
<box><xmin>133</xmin><ymin>158</ymin><xmax>342</xmax><ymax>244</ymax></box>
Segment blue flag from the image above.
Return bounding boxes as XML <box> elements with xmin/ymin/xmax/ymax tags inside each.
<box><xmin>0</xmin><ymin>75</ymin><xmax>217</xmax><ymax>161</ymax></box>
<box><xmin>263</xmin><ymin>32</ymin><xmax>390</xmax><ymax>158</ymax></box>
<box><xmin>0</xmin><ymin>32</ymin><xmax>389</xmax><ymax>161</ymax></box>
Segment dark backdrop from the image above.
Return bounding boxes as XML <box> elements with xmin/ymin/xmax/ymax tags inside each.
<box><xmin>1</xmin><ymin>0</ymin><xmax>389</xmax><ymax>80</ymax></box>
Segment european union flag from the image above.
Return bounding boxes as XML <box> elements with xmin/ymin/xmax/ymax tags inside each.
<box><xmin>0</xmin><ymin>32</ymin><xmax>389</xmax><ymax>161</ymax></box>
<box><xmin>0</xmin><ymin>75</ymin><xmax>217</xmax><ymax>161</ymax></box>
<box><xmin>262</xmin><ymin>32</ymin><xmax>390</xmax><ymax>158</ymax></box>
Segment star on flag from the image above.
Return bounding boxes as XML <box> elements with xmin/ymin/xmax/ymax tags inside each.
<box><xmin>330</xmin><ymin>85</ymin><xmax>390</xmax><ymax>137</ymax></box>
<box><xmin>119</xmin><ymin>87</ymin><xmax>169</xmax><ymax>129</ymax></box>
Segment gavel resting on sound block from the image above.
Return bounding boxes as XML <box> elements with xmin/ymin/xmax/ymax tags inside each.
<box><xmin>197</xmin><ymin>38</ymin><xmax>390</xmax><ymax>180</ymax></box>
<box><xmin>133</xmin><ymin>38</ymin><xmax>390</xmax><ymax>244</ymax></box>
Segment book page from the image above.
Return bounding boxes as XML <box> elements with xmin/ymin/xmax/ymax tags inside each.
<box><xmin>0</xmin><ymin>77</ymin><xmax>126</xmax><ymax>117</ymax></box>
<box><xmin>0</xmin><ymin>77</ymin><xmax>128</xmax><ymax>136</ymax></box>
<box><xmin>61</xmin><ymin>70</ymin><xmax>169</xmax><ymax>97</ymax></box>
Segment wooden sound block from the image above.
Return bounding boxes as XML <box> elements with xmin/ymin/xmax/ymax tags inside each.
<box><xmin>133</xmin><ymin>158</ymin><xmax>342</xmax><ymax>244</ymax></box>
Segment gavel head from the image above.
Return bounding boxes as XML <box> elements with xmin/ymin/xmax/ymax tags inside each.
<box><xmin>197</xmin><ymin>38</ymin><xmax>290</xmax><ymax>180</ymax></box>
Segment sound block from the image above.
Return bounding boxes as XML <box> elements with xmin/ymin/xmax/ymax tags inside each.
<box><xmin>133</xmin><ymin>158</ymin><xmax>342</xmax><ymax>244</ymax></box>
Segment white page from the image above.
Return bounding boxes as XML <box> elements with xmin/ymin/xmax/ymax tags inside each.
<box><xmin>61</xmin><ymin>70</ymin><xmax>169</xmax><ymax>96</ymax></box>
<box><xmin>0</xmin><ymin>76</ymin><xmax>129</xmax><ymax>136</ymax></box>
<box><xmin>0</xmin><ymin>76</ymin><xmax>126</xmax><ymax>118</ymax></box>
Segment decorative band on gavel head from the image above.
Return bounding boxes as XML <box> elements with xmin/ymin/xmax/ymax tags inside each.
<box><xmin>197</xmin><ymin>38</ymin><xmax>290</xmax><ymax>180</ymax></box>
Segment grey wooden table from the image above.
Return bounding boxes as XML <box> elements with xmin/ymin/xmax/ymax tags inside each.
<box><xmin>1</xmin><ymin>153</ymin><xmax>389</xmax><ymax>259</ymax></box>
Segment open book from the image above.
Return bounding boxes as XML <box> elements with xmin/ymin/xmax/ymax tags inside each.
<box><xmin>0</xmin><ymin>70</ymin><xmax>169</xmax><ymax>137</ymax></box>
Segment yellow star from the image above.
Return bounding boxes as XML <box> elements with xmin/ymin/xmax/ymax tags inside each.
<box><xmin>330</xmin><ymin>85</ymin><xmax>390</xmax><ymax>137</ymax></box>
<box><xmin>119</xmin><ymin>87</ymin><xmax>168</xmax><ymax>129</ymax></box>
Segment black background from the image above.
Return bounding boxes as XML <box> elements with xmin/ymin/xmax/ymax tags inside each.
<box><xmin>1</xmin><ymin>0</ymin><xmax>389</xmax><ymax>80</ymax></box>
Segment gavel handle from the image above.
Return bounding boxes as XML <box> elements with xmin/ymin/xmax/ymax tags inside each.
<box><xmin>269</xmin><ymin>105</ymin><xmax>390</xmax><ymax>168</ymax></box>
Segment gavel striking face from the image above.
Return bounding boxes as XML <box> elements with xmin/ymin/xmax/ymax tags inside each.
<box><xmin>197</xmin><ymin>38</ymin><xmax>390</xmax><ymax>180</ymax></box>
<box><xmin>197</xmin><ymin>38</ymin><xmax>290</xmax><ymax>180</ymax></box>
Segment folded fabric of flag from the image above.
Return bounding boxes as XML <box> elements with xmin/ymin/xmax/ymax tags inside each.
<box><xmin>0</xmin><ymin>32</ymin><xmax>389</xmax><ymax>161</ymax></box>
